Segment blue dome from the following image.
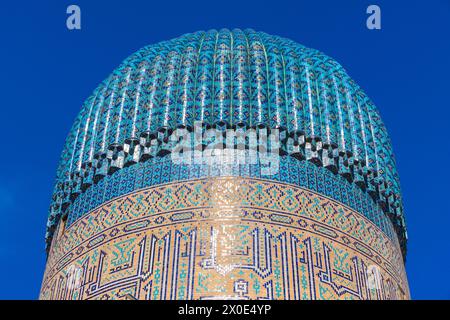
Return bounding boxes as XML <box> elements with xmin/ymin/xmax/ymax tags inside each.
<box><xmin>46</xmin><ymin>29</ymin><xmax>406</xmax><ymax>256</ymax></box>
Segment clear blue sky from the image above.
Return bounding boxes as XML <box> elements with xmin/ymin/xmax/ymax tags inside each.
<box><xmin>0</xmin><ymin>0</ymin><xmax>449</xmax><ymax>299</ymax></box>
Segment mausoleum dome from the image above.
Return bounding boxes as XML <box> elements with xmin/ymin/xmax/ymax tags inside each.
<box><xmin>46</xmin><ymin>28</ymin><xmax>406</xmax><ymax>257</ymax></box>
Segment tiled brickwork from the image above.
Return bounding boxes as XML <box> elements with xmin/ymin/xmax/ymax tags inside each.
<box><xmin>40</xmin><ymin>177</ymin><xmax>409</xmax><ymax>300</ymax></box>
<box><xmin>46</xmin><ymin>30</ymin><xmax>406</xmax><ymax>253</ymax></box>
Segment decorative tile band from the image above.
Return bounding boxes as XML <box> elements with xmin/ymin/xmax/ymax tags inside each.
<box><xmin>67</xmin><ymin>155</ymin><xmax>397</xmax><ymax>244</ymax></box>
<box><xmin>40</xmin><ymin>177</ymin><xmax>409</xmax><ymax>300</ymax></box>
<box><xmin>47</xmin><ymin>125</ymin><xmax>406</xmax><ymax>258</ymax></box>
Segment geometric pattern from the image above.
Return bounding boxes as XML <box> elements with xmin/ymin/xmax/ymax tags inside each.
<box><xmin>40</xmin><ymin>177</ymin><xmax>409</xmax><ymax>300</ymax></box>
<box><xmin>45</xmin><ymin>29</ymin><xmax>407</xmax><ymax>256</ymax></box>
<box><xmin>67</xmin><ymin>155</ymin><xmax>397</xmax><ymax>243</ymax></box>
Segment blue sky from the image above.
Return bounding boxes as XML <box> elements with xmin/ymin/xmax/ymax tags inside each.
<box><xmin>0</xmin><ymin>0</ymin><xmax>449</xmax><ymax>299</ymax></box>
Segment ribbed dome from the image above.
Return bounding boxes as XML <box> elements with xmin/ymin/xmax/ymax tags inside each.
<box><xmin>46</xmin><ymin>29</ymin><xmax>406</xmax><ymax>255</ymax></box>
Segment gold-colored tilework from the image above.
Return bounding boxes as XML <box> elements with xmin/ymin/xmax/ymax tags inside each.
<box><xmin>40</xmin><ymin>177</ymin><xmax>409</xmax><ymax>300</ymax></box>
